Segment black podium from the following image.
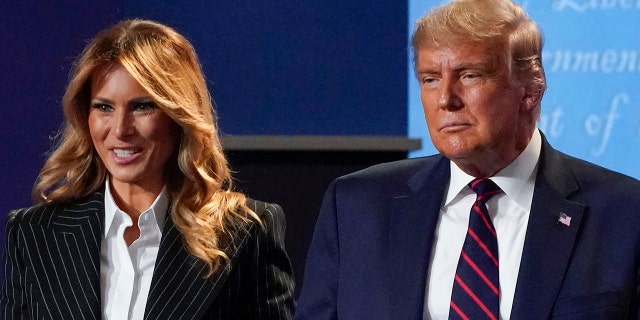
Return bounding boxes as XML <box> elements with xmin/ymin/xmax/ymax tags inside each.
<box><xmin>223</xmin><ymin>135</ymin><xmax>421</xmax><ymax>296</ymax></box>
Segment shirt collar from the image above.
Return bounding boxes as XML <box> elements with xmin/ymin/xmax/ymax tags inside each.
<box><xmin>103</xmin><ymin>179</ymin><xmax>170</xmax><ymax>237</ymax></box>
<box><xmin>445</xmin><ymin>129</ymin><xmax>541</xmax><ymax>210</ymax></box>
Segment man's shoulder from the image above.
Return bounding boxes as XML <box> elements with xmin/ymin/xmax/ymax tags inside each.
<box><xmin>556</xmin><ymin>152</ymin><xmax>640</xmax><ymax>186</ymax></box>
<box><xmin>333</xmin><ymin>155</ymin><xmax>444</xmax><ymax>188</ymax></box>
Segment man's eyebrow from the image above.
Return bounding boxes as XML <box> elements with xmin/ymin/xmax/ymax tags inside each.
<box><xmin>454</xmin><ymin>62</ymin><xmax>492</xmax><ymax>71</ymax></box>
<box><xmin>416</xmin><ymin>69</ymin><xmax>439</xmax><ymax>74</ymax></box>
<box><xmin>416</xmin><ymin>61</ymin><xmax>493</xmax><ymax>73</ymax></box>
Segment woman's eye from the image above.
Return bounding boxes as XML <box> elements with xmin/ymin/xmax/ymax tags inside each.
<box><xmin>91</xmin><ymin>104</ymin><xmax>113</xmax><ymax>112</ymax></box>
<box><xmin>134</xmin><ymin>102</ymin><xmax>157</xmax><ymax>113</ymax></box>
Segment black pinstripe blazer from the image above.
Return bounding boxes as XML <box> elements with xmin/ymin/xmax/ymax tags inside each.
<box><xmin>1</xmin><ymin>190</ymin><xmax>295</xmax><ymax>320</ymax></box>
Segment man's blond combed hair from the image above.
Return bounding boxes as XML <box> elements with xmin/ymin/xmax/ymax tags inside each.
<box><xmin>33</xmin><ymin>19</ymin><xmax>258</xmax><ymax>276</ymax></box>
<box><xmin>412</xmin><ymin>0</ymin><xmax>546</xmax><ymax>112</ymax></box>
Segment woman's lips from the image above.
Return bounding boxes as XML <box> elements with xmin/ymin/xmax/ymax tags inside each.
<box><xmin>110</xmin><ymin>148</ymin><xmax>141</xmax><ymax>164</ymax></box>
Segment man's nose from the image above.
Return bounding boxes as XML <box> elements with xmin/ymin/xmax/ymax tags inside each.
<box><xmin>437</xmin><ymin>80</ymin><xmax>463</xmax><ymax>110</ymax></box>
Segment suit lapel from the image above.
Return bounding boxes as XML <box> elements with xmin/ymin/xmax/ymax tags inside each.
<box><xmin>389</xmin><ymin>156</ymin><xmax>450</xmax><ymax>320</ymax></box>
<box><xmin>510</xmin><ymin>139</ymin><xmax>586</xmax><ymax>319</ymax></box>
<box><xmin>144</xmin><ymin>215</ymin><xmax>253</xmax><ymax>319</ymax></box>
<box><xmin>35</xmin><ymin>191</ymin><xmax>104</xmax><ymax>319</ymax></box>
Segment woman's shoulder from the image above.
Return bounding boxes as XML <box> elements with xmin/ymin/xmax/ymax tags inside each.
<box><xmin>244</xmin><ymin>198</ymin><xmax>283</xmax><ymax>218</ymax></box>
<box><xmin>242</xmin><ymin>198</ymin><xmax>286</xmax><ymax>235</ymax></box>
<box><xmin>8</xmin><ymin>203</ymin><xmax>59</xmax><ymax>227</ymax></box>
<box><xmin>7</xmin><ymin>191</ymin><xmax>104</xmax><ymax>228</ymax></box>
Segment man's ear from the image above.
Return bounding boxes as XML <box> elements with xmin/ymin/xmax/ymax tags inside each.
<box><xmin>521</xmin><ymin>89</ymin><xmax>540</xmax><ymax>112</ymax></box>
<box><xmin>519</xmin><ymin>74</ymin><xmax>544</xmax><ymax>113</ymax></box>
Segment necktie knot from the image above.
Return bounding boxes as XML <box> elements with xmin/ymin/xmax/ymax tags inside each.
<box><xmin>469</xmin><ymin>178</ymin><xmax>502</xmax><ymax>202</ymax></box>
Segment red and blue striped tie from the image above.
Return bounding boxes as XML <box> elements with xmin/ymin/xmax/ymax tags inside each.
<box><xmin>450</xmin><ymin>178</ymin><xmax>502</xmax><ymax>320</ymax></box>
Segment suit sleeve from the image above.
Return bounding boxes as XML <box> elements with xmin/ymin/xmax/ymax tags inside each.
<box><xmin>294</xmin><ymin>180</ymin><xmax>340</xmax><ymax>320</ymax></box>
<box><xmin>251</xmin><ymin>202</ymin><xmax>296</xmax><ymax>320</ymax></box>
<box><xmin>1</xmin><ymin>210</ymin><xmax>29</xmax><ymax>320</ymax></box>
<box><xmin>634</xmin><ymin>268</ymin><xmax>640</xmax><ymax>319</ymax></box>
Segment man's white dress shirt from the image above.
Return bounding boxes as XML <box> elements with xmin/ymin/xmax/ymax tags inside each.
<box><xmin>424</xmin><ymin>130</ymin><xmax>542</xmax><ymax>320</ymax></box>
<box><xmin>100</xmin><ymin>181</ymin><xmax>168</xmax><ymax>320</ymax></box>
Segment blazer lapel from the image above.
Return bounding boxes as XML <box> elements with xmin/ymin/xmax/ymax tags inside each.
<box><xmin>389</xmin><ymin>156</ymin><xmax>450</xmax><ymax>320</ymax></box>
<box><xmin>39</xmin><ymin>191</ymin><xmax>104</xmax><ymax>319</ymax></box>
<box><xmin>144</xmin><ymin>216</ymin><xmax>253</xmax><ymax>319</ymax></box>
<box><xmin>510</xmin><ymin>138</ymin><xmax>586</xmax><ymax>320</ymax></box>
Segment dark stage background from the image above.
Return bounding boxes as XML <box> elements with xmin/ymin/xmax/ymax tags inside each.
<box><xmin>0</xmin><ymin>1</ymin><xmax>410</xmax><ymax>295</ymax></box>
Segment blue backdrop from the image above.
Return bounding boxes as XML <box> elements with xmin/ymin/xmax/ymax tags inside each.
<box><xmin>409</xmin><ymin>0</ymin><xmax>640</xmax><ymax>180</ymax></box>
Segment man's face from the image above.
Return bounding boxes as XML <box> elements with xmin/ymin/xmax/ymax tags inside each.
<box><xmin>416</xmin><ymin>42</ymin><xmax>532</xmax><ymax>176</ymax></box>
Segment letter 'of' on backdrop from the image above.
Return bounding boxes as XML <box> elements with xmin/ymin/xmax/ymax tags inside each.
<box><xmin>408</xmin><ymin>0</ymin><xmax>640</xmax><ymax>179</ymax></box>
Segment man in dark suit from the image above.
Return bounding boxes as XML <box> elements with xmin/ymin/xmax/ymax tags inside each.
<box><xmin>294</xmin><ymin>0</ymin><xmax>640</xmax><ymax>319</ymax></box>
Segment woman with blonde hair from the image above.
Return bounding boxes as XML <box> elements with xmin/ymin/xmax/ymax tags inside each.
<box><xmin>2</xmin><ymin>19</ymin><xmax>295</xmax><ymax>319</ymax></box>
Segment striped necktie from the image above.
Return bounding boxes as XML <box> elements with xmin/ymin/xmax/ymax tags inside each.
<box><xmin>449</xmin><ymin>178</ymin><xmax>502</xmax><ymax>320</ymax></box>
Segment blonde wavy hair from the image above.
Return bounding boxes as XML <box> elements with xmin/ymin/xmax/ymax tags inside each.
<box><xmin>33</xmin><ymin>19</ymin><xmax>259</xmax><ymax>276</ymax></box>
<box><xmin>412</xmin><ymin>0</ymin><xmax>547</xmax><ymax>115</ymax></box>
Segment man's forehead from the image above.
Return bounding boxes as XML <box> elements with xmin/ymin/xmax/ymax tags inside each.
<box><xmin>416</xmin><ymin>44</ymin><xmax>499</xmax><ymax>69</ymax></box>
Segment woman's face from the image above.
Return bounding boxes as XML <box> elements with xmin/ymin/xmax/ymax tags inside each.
<box><xmin>88</xmin><ymin>63</ymin><xmax>178</xmax><ymax>194</ymax></box>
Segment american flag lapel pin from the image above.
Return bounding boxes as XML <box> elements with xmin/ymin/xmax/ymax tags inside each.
<box><xmin>558</xmin><ymin>212</ymin><xmax>571</xmax><ymax>227</ymax></box>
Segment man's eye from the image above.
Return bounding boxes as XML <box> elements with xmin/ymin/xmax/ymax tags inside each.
<box><xmin>461</xmin><ymin>72</ymin><xmax>483</xmax><ymax>84</ymax></box>
<box><xmin>421</xmin><ymin>76</ymin><xmax>438</xmax><ymax>84</ymax></box>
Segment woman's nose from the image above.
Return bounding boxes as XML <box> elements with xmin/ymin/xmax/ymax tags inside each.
<box><xmin>112</xmin><ymin>109</ymin><xmax>135</xmax><ymax>138</ymax></box>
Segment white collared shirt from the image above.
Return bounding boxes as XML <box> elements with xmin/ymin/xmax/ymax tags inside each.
<box><xmin>424</xmin><ymin>130</ymin><xmax>542</xmax><ymax>320</ymax></box>
<box><xmin>100</xmin><ymin>180</ymin><xmax>168</xmax><ymax>320</ymax></box>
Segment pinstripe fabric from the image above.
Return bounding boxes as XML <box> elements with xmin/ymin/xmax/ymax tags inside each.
<box><xmin>145</xmin><ymin>199</ymin><xmax>295</xmax><ymax>320</ymax></box>
<box><xmin>1</xmin><ymin>192</ymin><xmax>104</xmax><ymax>320</ymax></box>
<box><xmin>1</xmin><ymin>192</ymin><xmax>295</xmax><ymax>320</ymax></box>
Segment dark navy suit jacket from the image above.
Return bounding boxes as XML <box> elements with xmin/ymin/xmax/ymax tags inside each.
<box><xmin>295</xmin><ymin>136</ymin><xmax>640</xmax><ymax>319</ymax></box>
